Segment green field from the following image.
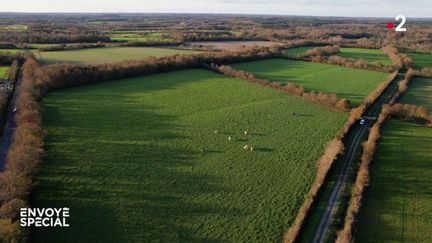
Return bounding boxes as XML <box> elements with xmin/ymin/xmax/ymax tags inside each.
<box><xmin>38</xmin><ymin>46</ymin><xmax>198</xmax><ymax>64</ymax></box>
<box><xmin>32</xmin><ymin>69</ymin><xmax>347</xmax><ymax>242</ymax></box>
<box><xmin>0</xmin><ymin>66</ymin><xmax>9</xmax><ymax>78</ymax></box>
<box><xmin>400</xmin><ymin>77</ymin><xmax>432</xmax><ymax>110</ymax></box>
<box><xmin>232</xmin><ymin>59</ymin><xmax>389</xmax><ymax>106</ymax></box>
<box><xmin>0</xmin><ymin>24</ymin><xmax>27</xmax><ymax>31</ymax></box>
<box><xmin>356</xmin><ymin>119</ymin><xmax>432</xmax><ymax>242</ymax></box>
<box><xmin>0</xmin><ymin>49</ymin><xmax>22</xmax><ymax>54</ymax></box>
<box><xmin>286</xmin><ymin>46</ymin><xmax>315</xmax><ymax>57</ymax></box>
<box><xmin>109</xmin><ymin>32</ymin><xmax>173</xmax><ymax>42</ymax></box>
<box><xmin>405</xmin><ymin>52</ymin><xmax>432</xmax><ymax>70</ymax></box>
<box><xmin>339</xmin><ymin>48</ymin><xmax>392</xmax><ymax>65</ymax></box>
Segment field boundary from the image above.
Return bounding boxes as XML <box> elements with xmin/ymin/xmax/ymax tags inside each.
<box><xmin>204</xmin><ymin>63</ymin><xmax>350</xmax><ymax>111</ymax></box>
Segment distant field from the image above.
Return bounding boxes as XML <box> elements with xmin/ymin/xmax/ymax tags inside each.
<box><xmin>32</xmin><ymin>69</ymin><xmax>347</xmax><ymax>242</ymax></box>
<box><xmin>0</xmin><ymin>66</ymin><xmax>9</xmax><ymax>78</ymax></box>
<box><xmin>339</xmin><ymin>48</ymin><xmax>392</xmax><ymax>65</ymax></box>
<box><xmin>400</xmin><ymin>77</ymin><xmax>432</xmax><ymax>110</ymax></box>
<box><xmin>185</xmin><ymin>41</ymin><xmax>280</xmax><ymax>51</ymax></box>
<box><xmin>405</xmin><ymin>52</ymin><xmax>432</xmax><ymax>70</ymax></box>
<box><xmin>38</xmin><ymin>46</ymin><xmax>199</xmax><ymax>64</ymax></box>
<box><xmin>356</xmin><ymin>119</ymin><xmax>432</xmax><ymax>242</ymax></box>
<box><xmin>0</xmin><ymin>24</ymin><xmax>27</xmax><ymax>31</ymax></box>
<box><xmin>109</xmin><ymin>32</ymin><xmax>173</xmax><ymax>42</ymax></box>
<box><xmin>0</xmin><ymin>49</ymin><xmax>22</xmax><ymax>54</ymax></box>
<box><xmin>232</xmin><ymin>59</ymin><xmax>389</xmax><ymax>106</ymax></box>
<box><xmin>286</xmin><ymin>46</ymin><xmax>315</xmax><ymax>57</ymax></box>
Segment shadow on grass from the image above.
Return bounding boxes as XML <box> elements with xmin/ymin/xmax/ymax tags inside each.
<box><xmin>30</xmin><ymin>71</ymin><xmax>244</xmax><ymax>242</ymax></box>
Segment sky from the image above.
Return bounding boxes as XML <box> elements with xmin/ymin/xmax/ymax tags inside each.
<box><xmin>1</xmin><ymin>0</ymin><xmax>431</xmax><ymax>18</ymax></box>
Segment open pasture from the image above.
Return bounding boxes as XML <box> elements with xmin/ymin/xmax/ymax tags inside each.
<box><xmin>32</xmin><ymin>69</ymin><xmax>347</xmax><ymax>242</ymax></box>
<box><xmin>405</xmin><ymin>52</ymin><xmax>432</xmax><ymax>70</ymax></box>
<box><xmin>338</xmin><ymin>47</ymin><xmax>392</xmax><ymax>65</ymax></box>
<box><xmin>400</xmin><ymin>77</ymin><xmax>432</xmax><ymax>110</ymax></box>
<box><xmin>285</xmin><ymin>46</ymin><xmax>315</xmax><ymax>57</ymax></box>
<box><xmin>356</xmin><ymin>119</ymin><xmax>432</xmax><ymax>242</ymax></box>
<box><xmin>232</xmin><ymin>59</ymin><xmax>389</xmax><ymax>106</ymax></box>
<box><xmin>38</xmin><ymin>46</ymin><xmax>199</xmax><ymax>64</ymax></box>
<box><xmin>0</xmin><ymin>66</ymin><xmax>9</xmax><ymax>78</ymax></box>
<box><xmin>109</xmin><ymin>32</ymin><xmax>173</xmax><ymax>42</ymax></box>
<box><xmin>185</xmin><ymin>41</ymin><xmax>280</xmax><ymax>51</ymax></box>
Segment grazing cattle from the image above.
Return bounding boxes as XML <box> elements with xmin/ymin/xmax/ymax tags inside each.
<box><xmin>243</xmin><ymin>144</ymin><xmax>249</xmax><ymax>150</ymax></box>
<box><xmin>214</xmin><ymin>130</ymin><xmax>219</xmax><ymax>134</ymax></box>
<box><xmin>250</xmin><ymin>147</ymin><xmax>254</xmax><ymax>151</ymax></box>
<box><xmin>244</xmin><ymin>131</ymin><xmax>248</xmax><ymax>135</ymax></box>
<box><xmin>228</xmin><ymin>136</ymin><xmax>232</xmax><ymax>141</ymax></box>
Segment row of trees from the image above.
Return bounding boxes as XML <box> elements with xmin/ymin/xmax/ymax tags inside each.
<box><xmin>382</xmin><ymin>103</ymin><xmax>431</xmax><ymax>124</ymax></box>
<box><xmin>0</xmin><ymin>60</ymin><xmax>35</xmax><ymax>242</ymax></box>
<box><xmin>382</xmin><ymin>45</ymin><xmax>413</xmax><ymax>69</ymax></box>
<box><xmin>363</xmin><ymin>71</ymin><xmax>399</xmax><ymax>107</ymax></box>
<box><xmin>288</xmin><ymin>53</ymin><xmax>395</xmax><ymax>73</ymax></box>
<box><xmin>212</xmin><ymin>64</ymin><xmax>350</xmax><ymax>111</ymax></box>
<box><xmin>37</xmin><ymin>42</ymin><xmax>106</xmax><ymax>52</ymax></box>
<box><xmin>0</xmin><ymin>31</ymin><xmax>110</xmax><ymax>44</ymax></box>
<box><xmin>304</xmin><ymin>45</ymin><xmax>340</xmax><ymax>57</ymax></box>
<box><xmin>391</xmin><ymin>69</ymin><xmax>415</xmax><ymax>103</ymax></box>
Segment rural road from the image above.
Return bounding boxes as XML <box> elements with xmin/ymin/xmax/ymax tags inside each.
<box><xmin>311</xmin><ymin>73</ymin><xmax>405</xmax><ymax>243</ymax></box>
<box><xmin>0</xmin><ymin>82</ymin><xmax>19</xmax><ymax>171</ymax></box>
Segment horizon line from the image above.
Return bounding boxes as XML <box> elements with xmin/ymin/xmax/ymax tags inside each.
<box><xmin>0</xmin><ymin>11</ymin><xmax>431</xmax><ymax>19</ymax></box>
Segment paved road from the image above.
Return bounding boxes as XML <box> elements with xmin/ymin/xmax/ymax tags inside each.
<box><xmin>312</xmin><ymin>73</ymin><xmax>404</xmax><ymax>243</ymax></box>
<box><xmin>0</xmin><ymin>83</ymin><xmax>18</xmax><ymax>171</ymax></box>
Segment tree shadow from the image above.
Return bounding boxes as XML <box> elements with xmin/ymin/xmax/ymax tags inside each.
<box><xmin>30</xmin><ymin>72</ymin><xmax>248</xmax><ymax>242</ymax></box>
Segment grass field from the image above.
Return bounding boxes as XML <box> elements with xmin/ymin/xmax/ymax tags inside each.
<box><xmin>32</xmin><ymin>69</ymin><xmax>348</xmax><ymax>242</ymax></box>
<box><xmin>0</xmin><ymin>49</ymin><xmax>22</xmax><ymax>54</ymax></box>
<box><xmin>232</xmin><ymin>59</ymin><xmax>389</xmax><ymax>106</ymax></box>
<box><xmin>109</xmin><ymin>32</ymin><xmax>173</xmax><ymax>42</ymax></box>
<box><xmin>38</xmin><ymin>46</ymin><xmax>198</xmax><ymax>64</ymax></box>
<box><xmin>405</xmin><ymin>52</ymin><xmax>432</xmax><ymax>70</ymax></box>
<box><xmin>356</xmin><ymin>119</ymin><xmax>432</xmax><ymax>242</ymax></box>
<box><xmin>339</xmin><ymin>48</ymin><xmax>392</xmax><ymax>65</ymax></box>
<box><xmin>0</xmin><ymin>24</ymin><xmax>27</xmax><ymax>31</ymax></box>
<box><xmin>285</xmin><ymin>46</ymin><xmax>315</xmax><ymax>57</ymax></box>
<box><xmin>400</xmin><ymin>77</ymin><xmax>432</xmax><ymax>110</ymax></box>
<box><xmin>0</xmin><ymin>66</ymin><xmax>9</xmax><ymax>78</ymax></box>
<box><xmin>185</xmin><ymin>41</ymin><xmax>280</xmax><ymax>51</ymax></box>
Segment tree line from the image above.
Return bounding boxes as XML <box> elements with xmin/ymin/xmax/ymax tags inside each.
<box><xmin>0</xmin><ymin>60</ymin><xmax>34</xmax><ymax>242</ymax></box>
<box><xmin>0</xmin><ymin>31</ymin><xmax>110</xmax><ymax>44</ymax></box>
<box><xmin>37</xmin><ymin>42</ymin><xmax>106</xmax><ymax>52</ymax></box>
